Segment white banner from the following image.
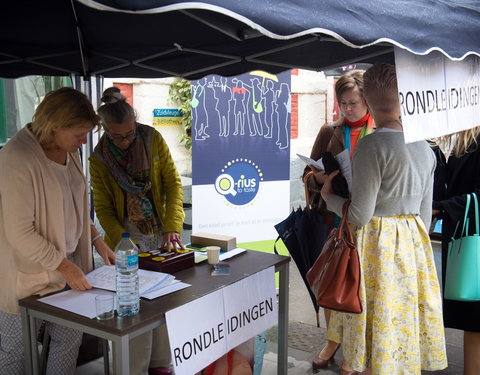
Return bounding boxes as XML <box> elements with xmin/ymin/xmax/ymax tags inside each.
<box><xmin>223</xmin><ymin>267</ymin><xmax>278</xmax><ymax>349</ymax></box>
<box><xmin>166</xmin><ymin>267</ymin><xmax>277</xmax><ymax>375</ymax></box>
<box><xmin>192</xmin><ymin>180</ymin><xmax>290</xmax><ymax>242</ymax></box>
<box><xmin>395</xmin><ymin>47</ymin><xmax>480</xmax><ymax>143</ymax></box>
<box><xmin>191</xmin><ymin>71</ymin><xmax>291</xmax><ymax>243</ymax></box>
<box><xmin>166</xmin><ymin>290</ymin><xmax>225</xmax><ymax>375</ymax></box>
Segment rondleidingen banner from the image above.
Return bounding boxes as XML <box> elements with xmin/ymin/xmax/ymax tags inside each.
<box><xmin>165</xmin><ymin>267</ymin><xmax>277</xmax><ymax>375</ymax></box>
<box><xmin>395</xmin><ymin>47</ymin><xmax>480</xmax><ymax>144</ymax></box>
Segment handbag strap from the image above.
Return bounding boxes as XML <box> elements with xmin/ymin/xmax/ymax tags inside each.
<box><xmin>458</xmin><ymin>193</ymin><xmax>478</xmax><ymax>237</ymax></box>
<box><xmin>337</xmin><ymin>201</ymin><xmax>354</xmax><ymax>244</ymax></box>
<box><xmin>472</xmin><ymin>192</ymin><xmax>479</xmax><ymax>235</ymax></box>
<box><xmin>453</xmin><ymin>194</ymin><xmax>471</xmax><ymax>238</ymax></box>
<box><xmin>304</xmin><ymin>170</ymin><xmax>314</xmax><ymax>212</ymax></box>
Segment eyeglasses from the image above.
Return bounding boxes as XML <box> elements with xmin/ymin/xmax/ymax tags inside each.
<box><xmin>105</xmin><ymin>125</ymin><xmax>137</xmax><ymax>143</ymax></box>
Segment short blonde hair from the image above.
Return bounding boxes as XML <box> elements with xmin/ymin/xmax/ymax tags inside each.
<box><xmin>31</xmin><ymin>87</ymin><xmax>99</xmax><ymax>144</ymax></box>
<box><xmin>363</xmin><ymin>63</ymin><xmax>399</xmax><ymax>113</ymax></box>
<box><xmin>335</xmin><ymin>70</ymin><xmax>365</xmax><ymax>103</ymax></box>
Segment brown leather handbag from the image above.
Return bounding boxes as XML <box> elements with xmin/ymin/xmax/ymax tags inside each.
<box><xmin>306</xmin><ymin>201</ymin><xmax>362</xmax><ymax>314</ymax></box>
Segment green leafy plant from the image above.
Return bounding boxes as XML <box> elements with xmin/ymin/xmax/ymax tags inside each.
<box><xmin>168</xmin><ymin>78</ymin><xmax>192</xmax><ymax>150</ymax></box>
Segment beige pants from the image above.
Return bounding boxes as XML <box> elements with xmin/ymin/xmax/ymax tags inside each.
<box><xmin>128</xmin><ymin>324</ymin><xmax>171</xmax><ymax>375</ymax></box>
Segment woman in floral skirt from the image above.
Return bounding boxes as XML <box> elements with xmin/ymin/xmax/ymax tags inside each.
<box><xmin>321</xmin><ymin>64</ymin><xmax>447</xmax><ymax>374</ymax></box>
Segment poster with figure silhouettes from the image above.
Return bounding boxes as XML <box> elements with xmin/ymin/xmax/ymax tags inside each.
<box><xmin>191</xmin><ymin>71</ymin><xmax>291</xmax><ymax>242</ymax></box>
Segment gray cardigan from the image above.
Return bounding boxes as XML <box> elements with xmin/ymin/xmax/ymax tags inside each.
<box><xmin>325</xmin><ymin>129</ymin><xmax>436</xmax><ymax>229</ymax></box>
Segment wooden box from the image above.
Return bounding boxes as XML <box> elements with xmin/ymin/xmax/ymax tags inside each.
<box><xmin>190</xmin><ymin>232</ymin><xmax>237</xmax><ymax>251</ymax></box>
<box><xmin>138</xmin><ymin>249</ymin><xmax>194</xmax><ymax>274</ymax></box>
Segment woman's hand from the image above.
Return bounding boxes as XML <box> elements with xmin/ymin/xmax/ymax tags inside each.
<box><xmin>56</xmin><ymin>258</ymin><xmax>92</xmax><ymax>291</ymax></box>
<box><xmin>321</xmin><ymin>170</ymin><xmax>340</xmax><ymax>201</ymax></box>
<box><xmin>94</xmin><ymin>238</ymin><xmax>116</xmax><ymax>265</ymax></box>
<box><xmin>309</xmin><ymin>166</ymin><xmax>328</xmax><ymax>185</ymax></box>
<box><xmin>162</xmin><ymin>232</ymin><xmax>185</xmax><ymax>250</ymax></box>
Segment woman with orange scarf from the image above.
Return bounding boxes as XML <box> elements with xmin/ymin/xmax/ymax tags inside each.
<box><xmin>303</xmin><ymin>70</ymin><xmax>374</xmax><ymax>371</ymax></box>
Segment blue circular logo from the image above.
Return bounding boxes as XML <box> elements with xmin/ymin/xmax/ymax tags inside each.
<box><xmin>215</xmin><ymin>160</ymin><xmax>263</xmax><ymax>205</ymax></box>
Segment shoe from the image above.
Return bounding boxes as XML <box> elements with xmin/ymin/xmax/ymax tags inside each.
<box><xmin>312</xmin><ymin>343</ymin><xmax>340</xmax><ymax>370</ymax></box>
<box><xmin>148</xmin><ymin>367</ymin><xmax>173</xmax><ymax>375</ymax></box>
<box><xmin>339</xmin><ymin>364</ymin><xmax>358</xmax><ymax>375</ymax></box>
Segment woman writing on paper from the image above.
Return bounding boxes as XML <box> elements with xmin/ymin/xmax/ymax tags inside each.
<box><xmin>321</xmin><ymin>64</ymin><xmax>447</xmax><ymax>374</ymax></box>
<box><xmin>304</xmin><ymin>70</ymin><xmax>374</xmax><ymax>370</ymax></box>
<box><xmin>90</xmin><ymin>86</ymin><xmax>185</xmax><ymax>375</ymax></box>
<box><xmin>0</xmin><ymin>87</ymin><xmax>115</xmax><ymax>374</ymax></box>
<box><xmin>432</xmin><ymin>126</ymin><xmax>480</xmax><ymax>375</ymax></box>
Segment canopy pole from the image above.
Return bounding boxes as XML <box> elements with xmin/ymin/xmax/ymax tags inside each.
<box><xmin>70</xmin><ymin>0</ymin><xmax>89</xmax><ymax>79</ymax></box>
<box><xmin>71</xmin><ymin>74</ymin><xmax>104</xmax><ymax>219</ymax></box>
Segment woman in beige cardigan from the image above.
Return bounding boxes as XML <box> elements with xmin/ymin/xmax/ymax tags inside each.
<box><xmin>0</xmin><ymin>87</ymin><xmax>114</xmax><ymax>374</ymax></box>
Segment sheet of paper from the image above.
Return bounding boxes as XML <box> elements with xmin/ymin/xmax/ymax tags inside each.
<box><xmin>219</xmin><ymin>247</ymin><xmax>247</xmax><ymax>261</ymax></box>
<box><xmin>86</xmin><ymin>265</ymin><xmax>175</xmax><ymax>295</ymax></box>
<box><xmin>194</xmin><ymin>252</ymin><xmax>208</xmax><ymax>263</ymax></box>
<box><xmin>141</xmin><ymin>281</ymin><xmax>191</xmax><ymax>300</ymax></box>
<box><xmin>195</xmin><ymin>247</ymin><xmax>247</xmax><ymax>263</ymax></box>
<box><xmin>39</xmin><ymin>289</ymin><xmax>115</xmax><ymax>319</ymax></box>
<box><xmin>334</xmin><ymin>149</ymin><xmax>352</xmax><ymax>192</ymax></box>
<box><xmin>296</xmin><ymin>153</ymin><xmax>324</xmax><ymax>170</ymax></box>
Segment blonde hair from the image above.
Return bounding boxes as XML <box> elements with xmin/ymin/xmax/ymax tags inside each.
<box><xmin>31</xmin><ymin>87</ymin><xmax>99</xmax><ymax>144</ymax></box>
<box><xmin>435</xmin><ymin>126</ymin><xmax>480</xmax><ymax>158</ymax></box>
<box><xmin>363</xmin><ymin>63</ymin><xmax>399</xmax><ymax>113</ymax></box>
<box><xmin>335</xmin><ymin>70</ymin><xmax>365</xmax><ymax>103</ymax></box>
<box><xmin>97</xmin><ymin>86</ymin><xmax>136</xmax><ymax>127</ymax></box>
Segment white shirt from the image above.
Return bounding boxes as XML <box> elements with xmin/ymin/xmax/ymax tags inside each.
<box><xmin>48</xmin><ymin>153</ymin><xmax>85</xmax><ymax>254</ymax></box>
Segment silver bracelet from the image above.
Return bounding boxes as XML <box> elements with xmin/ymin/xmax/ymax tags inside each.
<box><xmin>92</xmin><ymin>234</ymin><xmax>102</xmax><ymax>243</ymax></box>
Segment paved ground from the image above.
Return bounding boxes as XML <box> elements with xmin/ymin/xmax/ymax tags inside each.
<box><xmin>76</xmin><ymin>240</ymin><xmax>464</xmax><ymax>374</ymax></box>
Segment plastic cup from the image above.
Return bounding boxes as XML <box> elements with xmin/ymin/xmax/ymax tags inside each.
<box><xmin>95</xmin><ymin>294</ymin><xmax>115</xmax><ymax>320</ymax></box>
<box><xmin>206</xmin><ymin>246</ymin><xmax>221</xmax><ymax>264</ymax></box>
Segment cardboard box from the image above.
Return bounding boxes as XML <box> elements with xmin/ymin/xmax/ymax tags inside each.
<box><xmin>190</xmin><ymin>232</ymin><xmax>237</xmax><ymax>251</ymax></box>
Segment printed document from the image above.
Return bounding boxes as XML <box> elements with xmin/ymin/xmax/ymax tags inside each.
<box><xmin>296</xmin><ymin>153</ymin><xmax>324</xmax><ymax>170</ymax></box>
<box><xmin>297</xmin><ymin>150</ymin><xmax>352</xmax><ymax>192</ymax></box>
<box><xmin>86</xmin><ymin>265</ymin><xmax>175</xmax><ymax>295</ymax></box>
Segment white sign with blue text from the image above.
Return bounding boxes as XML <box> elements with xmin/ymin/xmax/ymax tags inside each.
<box><xmin>191</xmin><ymin>71</ymin><xmax>291</xmax><ymax>243</ymax></box>
<box><xmin>165</xmin><ymin>267</ymin><xmax>277</xmax><ymax>375</ymax></box>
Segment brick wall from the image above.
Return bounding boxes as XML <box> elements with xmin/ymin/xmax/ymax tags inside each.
<box><xmin>113</xmin><ymin>82</ymin><xmax>134</xmax><ymax>107</ymax></box>
<box><xmin>290</xmin><ymin>93</ymin><xmax>298</xmax><ymax>139</ymax></box>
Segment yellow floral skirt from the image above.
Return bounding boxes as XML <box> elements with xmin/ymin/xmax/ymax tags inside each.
<box><xmin>328</xmin><ymin>215</ymin><xmax>447</xmax><ymax>374</ymax></box>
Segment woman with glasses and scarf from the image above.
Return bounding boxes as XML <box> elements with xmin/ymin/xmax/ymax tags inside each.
<box><xmin>304</xmin><ymin>70</ymin><xmax>375</xmax><ymax>371</ymax></box>
<box><xmin>89</xmin><ymin>87</ymin><xmax>185</xmax><ymax>375</ymax></box>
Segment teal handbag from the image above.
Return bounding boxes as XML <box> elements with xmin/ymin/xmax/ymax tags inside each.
<box><xmin>444</xmin><ymin>193</ymin><xmax>480</xmax><ymax>301</ymax></box>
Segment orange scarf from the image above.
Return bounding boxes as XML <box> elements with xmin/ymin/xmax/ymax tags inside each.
<box><xmin>343</xmin><ymin>113</ymin><xmax>374</xmax><ymax>157</ymax></box>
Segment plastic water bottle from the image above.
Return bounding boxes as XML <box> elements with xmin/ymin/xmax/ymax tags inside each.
<box><xmin>115</xmin><ymin>232</ymin><xmax>140</xmax><ymax>317</ymax></box>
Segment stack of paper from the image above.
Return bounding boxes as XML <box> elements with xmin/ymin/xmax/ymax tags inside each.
<box><xmin>38</xmin><ymin>266</ymin><xmax>192</xmax><ymax>319</ymax></box>
<box><xmin>85</xmin><ymin>265</ymin><xmax>189</xmax><ymax>300</ymax></box>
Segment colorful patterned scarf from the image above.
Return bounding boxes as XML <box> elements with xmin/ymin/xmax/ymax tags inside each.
<box><xmin>100</xmin><ymin>124</ymin><xmax>155</xmax><ymax>235</ymax></box>
<box><xmin>343</xmin><ymin>113</ymin><xmax>374</xmax><ymax>158</ymax></box>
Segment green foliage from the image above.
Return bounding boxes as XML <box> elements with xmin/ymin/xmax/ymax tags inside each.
<box><xmin>168</xmin><ymin>78</ymin><xmax>192</xmax><ymax>150</ymax></box>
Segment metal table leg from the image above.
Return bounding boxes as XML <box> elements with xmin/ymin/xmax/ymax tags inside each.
<box><xmin>277</xmin><ymin>262</ymin><xmax>289</xmax><ymax>375</ymax></box>
<box><xmin>20</xmin><ymin>307</ymin><xmax>40</xmax><ymax>375</ymax></box>
<box><xmin>112</xmin><ymin>334</ymin><xmax>130</xmax><ymax>375</ymax></box>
